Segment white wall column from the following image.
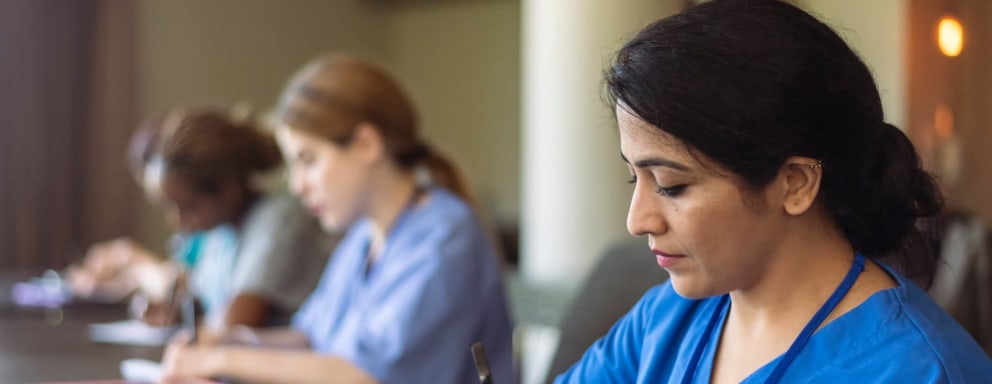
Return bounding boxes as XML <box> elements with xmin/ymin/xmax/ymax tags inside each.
<box><xmin>521</xmin><ymin>0</ymin><xmax>681</xmax><ymax>288</ymax></box>
<box><xmin>519</xmin><ymin>1</ymin><xmax>681</xmax><ymax>382</ymax></box>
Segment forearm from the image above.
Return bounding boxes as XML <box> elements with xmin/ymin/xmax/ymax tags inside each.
<box><xmin>69</xmin><ymin>238</ymin><xmax>168</xmax><ymax>300</ymax></box>
<box><xmin>199</xmin><ymin>325</ymin><xmax>311</xmax><ymax>350</ymax></box>
<box><xmin>208</xmin><ymin>347</ymin><xmax>378</xmax><ymax>384</ymax></box>
<box><xmin>249</xmin><ymin>327</ymin><xmax>312</xmax><ymax>349</ymax></box>
<box><xmin>222</xmin><ymin>293</ymin><xmax>271</xmax><ymax>327</ymax></box>
<box><xmin>226</xmin><ymin>326</ymin><xmax>310</xmax><ymax>350</ymax></box>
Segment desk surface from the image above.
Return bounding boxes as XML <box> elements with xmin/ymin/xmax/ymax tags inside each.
<box><xmin>0</xmin><ymin>284</ymin><xmax>162</xmax><ymax>382</ymax></box>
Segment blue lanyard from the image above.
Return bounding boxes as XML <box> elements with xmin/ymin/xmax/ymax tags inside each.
<box><xmin>681</xmin><ymin>252</ymin><xmax>867</xmax><ymax>384</ymax></box>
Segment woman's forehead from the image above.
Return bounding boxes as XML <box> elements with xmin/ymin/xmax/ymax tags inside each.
<box><xmin>617</xmin><ymin>108</ymin><xmax>688</xmax><ymax>157</ymax></box>
<box><xmin>616</xmin><ymin>107</ymin><xmax>736</xmax><ymax>179</ymax></box>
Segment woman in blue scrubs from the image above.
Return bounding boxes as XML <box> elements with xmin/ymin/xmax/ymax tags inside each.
<box><xmin>557</xmin><ymin>1</ymin><xmax>992</xmax><ymax>383</ymax></box>
<box><xmin>161</xmin><ymin>55</ymin><xmax>516</xmax><ymax>384</ymax></box>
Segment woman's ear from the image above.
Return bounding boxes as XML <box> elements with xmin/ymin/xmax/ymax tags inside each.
<box><xmin>349</xmin><ymin>122</ymin><xmax>386</xmax><ymax>164</ymax></box>
<box><xmin>779</xmin><ymin>156</ymin><xmax>823</xmax><ymax>216</ymax></box>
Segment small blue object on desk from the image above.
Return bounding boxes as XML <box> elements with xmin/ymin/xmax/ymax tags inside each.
<box><xmin>11</xmin><ymin>269</ymin><xmax>72</xmax><ymax>308</ymax></box>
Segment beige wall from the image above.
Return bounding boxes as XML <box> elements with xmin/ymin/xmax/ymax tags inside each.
<box><xmin>380</xmin><ymin>0</ymin><xmax>521</xmax><ymax>223</ymax></box>
<box><xmin>135</xmin><ymin>0</ymin><xmax>385</xmax><ymax>117</ymax></box>
<box><xmin>798</xmin><ymin>0</ymin><xmax>908</xmax><ymax>129</ymax></box>
<box><xmin>133</xmin><ymin>0</ymin><xmax>521</xmax><ymax>245</ymax></box>
<box><xmin>520</xmin><ymin>0</ymin><xmax>682</xmax><ymax>286</ymax></box>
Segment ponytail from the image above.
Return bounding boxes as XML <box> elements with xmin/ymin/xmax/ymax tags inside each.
<box><xmin>422</xmin><ymin>145</ymin><xmax>475</xmax><ymax>205</ymax></box>
<box><xmin>819</xmin><ymin>122</ymin><xmax>943</xmax><ymax>286</ymax></box>
<box><xmin>415</xmin><ymin>143</ymin><xmax>507</xmax><ymax>268</ymax></box>
<box><xmin>396</xmin><ymin>142</ymin><xmax>476</xmax><ymax>207</ymax></box>
<box><xmin>839</xmin><ymin>123</ymin><xmax>943</xmax><ymax>286</ymax></box>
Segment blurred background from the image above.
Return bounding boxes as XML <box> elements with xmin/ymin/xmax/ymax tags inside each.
<box><xmin>0</xmin><ymin>0</ymin><xmax>989</xmax><ymax>382</ymax></box>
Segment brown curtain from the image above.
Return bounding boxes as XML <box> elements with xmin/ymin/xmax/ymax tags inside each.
<box><xmin>0</xmin><ymin>0</ymin><xmax>138</xmax><ymax>271</ymax></box>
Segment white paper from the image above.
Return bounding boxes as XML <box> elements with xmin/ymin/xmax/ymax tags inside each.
<box><xmin>88</xmin><ymin>319</ymin><xmax>179</xmax><ymax>346</ymax></box>
<box><xmin>120</xmin><ymin>358</ymin><xmax>164</xmax><ymax>382</ymax></box>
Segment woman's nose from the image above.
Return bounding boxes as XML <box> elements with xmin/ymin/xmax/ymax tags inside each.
<box><xmin>626</xmin><ymin>183</ymin><xmax>667</xmax><ymax>237</ymax></box>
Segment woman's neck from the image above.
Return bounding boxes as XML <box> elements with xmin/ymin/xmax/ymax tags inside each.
<box><xmin>367</xmin><ymin>169</ymin><xmax>419</xmax><ymax>260</ymax></box>
<box><xmin>728</xmin><ymin>238</ymin><xmax>856</xmax><ymax>337</ymax></box>
<box><xmin>231</xmin><ymin>188</ymin><xmax>260</xmax><ymax>229</ymax></box>
<box><xmin>711</xmin><ymin>226</ymin><xmax>896</xmax><ymax>383</ymax></box>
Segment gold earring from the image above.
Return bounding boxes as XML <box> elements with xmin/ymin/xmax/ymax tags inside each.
<box><xmin>809</xmin><ymin>161</ymin><xmax>823</xmax><ymax>169</ymax></box>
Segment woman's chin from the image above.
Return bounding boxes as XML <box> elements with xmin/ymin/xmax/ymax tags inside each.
<box><xmin>319</xmin><ymin>213</ymin><xmax>353</xmax><ymax>234</ymax></box>
<box><xmin>318</xmin><ymin>215</ymin><xmax>341</xmax><ymax>232</ymax></box>
<box><xmin>669</xmin><ymin>276</ymin><xmax>721</xmax><ymax>300</ymax></box>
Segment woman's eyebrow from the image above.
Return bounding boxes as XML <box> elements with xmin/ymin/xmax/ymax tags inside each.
<box><xmin>621</xmin><ymin>153</ymin><xmax>690</xmax><ymax>172</ymax></box>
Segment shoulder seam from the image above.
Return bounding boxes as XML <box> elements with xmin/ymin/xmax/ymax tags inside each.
<box><xmin>895</xmin><ymin>292</ymin><xmax>955</xmax><ymax>383</ymax></box>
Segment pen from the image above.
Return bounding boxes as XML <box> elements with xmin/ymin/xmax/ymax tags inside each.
<box><xmin>174</xmin><ymin>270</ymin><xmax>197</xmax><ymax>343</ymax></box>
<box><xmin>471</xmin><ymin>342</ymin><xmax>494</xmax><ymax>384</ymax></box>
<box><xmin>182</xmin><ymin>292</ymin><xmax>197</xmax><ymax>343</ymax></box>
<box><xmin>166</xmin><ymin>269</ymin><xmax>197</xmax><ymax>343</ymax></box>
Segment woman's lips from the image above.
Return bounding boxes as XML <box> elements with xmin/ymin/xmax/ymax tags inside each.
<box><xmin>307</xmin><ymin>204</ymin><xmax>323</xmax><ymax>216</ymax></box>
<box><xmin>652</xmin><ymin>249</ymin><xmax>685</xmax><ymax>268</ymax></box>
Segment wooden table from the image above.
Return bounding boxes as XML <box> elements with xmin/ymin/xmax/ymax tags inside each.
<box><xmin>0</xmin><ymin>277</ymin><xmax>162</xmax><ymax>383</ymax></box>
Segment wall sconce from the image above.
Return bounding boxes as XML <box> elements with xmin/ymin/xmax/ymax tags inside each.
<box><xmin>937</xmin><ymin>15</ymin><xmax>964</xmax><ymax>57</ymax></box>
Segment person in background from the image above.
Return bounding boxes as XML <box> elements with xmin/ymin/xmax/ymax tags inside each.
<box><xmin>160</xmin><ymin>54</ymin><xmax>516</xmax><ymax>384</ymax></box>
<box><xmin>556</xmin><ymin>0</ymin><xmax>992</xmax><ymax>383</ymax></box>
<box><xmin>67</xmin><ymin>108</ymin><xmax>336</xmax><ymax>335</ymax></box>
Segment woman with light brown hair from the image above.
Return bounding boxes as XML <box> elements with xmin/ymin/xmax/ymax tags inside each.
<box><xmin>161</xmin><ymin>55</ymin><xmax>516</xmax><ymax>384</ymax></box>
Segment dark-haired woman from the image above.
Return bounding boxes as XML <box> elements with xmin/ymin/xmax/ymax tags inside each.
<box><xmin>557</xmin><ymin>0</ymin><xmax>992</xmax><ymax>383</ymax></box>
<box><xmin>69</xmin><ymin>109</ymin><xmax>335</xmax><ymax>331</ymax></box>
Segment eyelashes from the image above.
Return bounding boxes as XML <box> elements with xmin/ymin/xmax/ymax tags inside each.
<box><xmin>626</xmin><ymin>175</ymin><xmax>687</xmax><ymax>197</ymax></box>
<box><xmin>656</xmin><ymin>184</ymin><xmax>687</xmax><ymax>197</ymax></box>
<box><xmin>296</xmin><ymin>151</ymin><xmax>315</xmax><ymax>165</ymax></box>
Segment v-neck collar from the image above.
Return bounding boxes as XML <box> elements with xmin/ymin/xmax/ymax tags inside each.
<box><xmin>691</xmin><ymin>263</ymin><xmax>905</xmax><ymax>383</ymax></box>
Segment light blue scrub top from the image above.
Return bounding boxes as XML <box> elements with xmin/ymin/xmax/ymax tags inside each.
<box><xmin>556</xmin><ymin>262</ymin><xmax>992</xmax><ymax>383</ymax></box>
<box><xmin>292</xmin><ymin>187</ymin><xmax>516</xmax><ymax>384</ymax></box>
<box><xmin>171</xmin><ymin>225</ymin><xmax>238</xmax><ymax>314</ymax></box>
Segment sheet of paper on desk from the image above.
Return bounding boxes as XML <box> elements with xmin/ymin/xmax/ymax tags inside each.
<box><xmin>120</xmin><ymin>358</ymin><xmax>162</xmax><ymax>383</ymax></box>
<box><xmin>33</xmin><ymin>381</ymin><xmax>146</xmax><ymax>384</ymax></box>
<box><xmin>88</xmin><ymin>319</ymin><xmax>179</xmax><ymax>346</ymax></box>
<box><xmin>29</xmin><ymin>360</ymin><xmax>217</xmax><ymax>384</ymax></box>
<box><xmin>35</xmin><ymin>380</ymin><xmax>220</xmax><ymax>384</ymax></box>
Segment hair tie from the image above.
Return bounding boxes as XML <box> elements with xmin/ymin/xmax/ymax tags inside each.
<box><xmin>397</xmin><ymin>142</ymin><xmax>431</xmax><ymax>166</ymax></box>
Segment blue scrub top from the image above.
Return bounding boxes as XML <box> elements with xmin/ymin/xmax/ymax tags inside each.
<box><xmin>170</xmin><ymin>225</ymin><xmax>238</xmax><ymax>314</ymax></box>
<box><xmin>556</xmin><ymin>261</ymin><xmax>992</xmax><ymax>383</ymax></box>
<box><xmin>293</xmin><ymin>187</ymin><xmax>516</xmax><ymax>384</ymax></box>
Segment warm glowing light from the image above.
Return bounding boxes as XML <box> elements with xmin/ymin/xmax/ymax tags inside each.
<box><xmin>937</xmin><ymin>16</ymin><xmax>964</xmax><ymax>57</ymax></box>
